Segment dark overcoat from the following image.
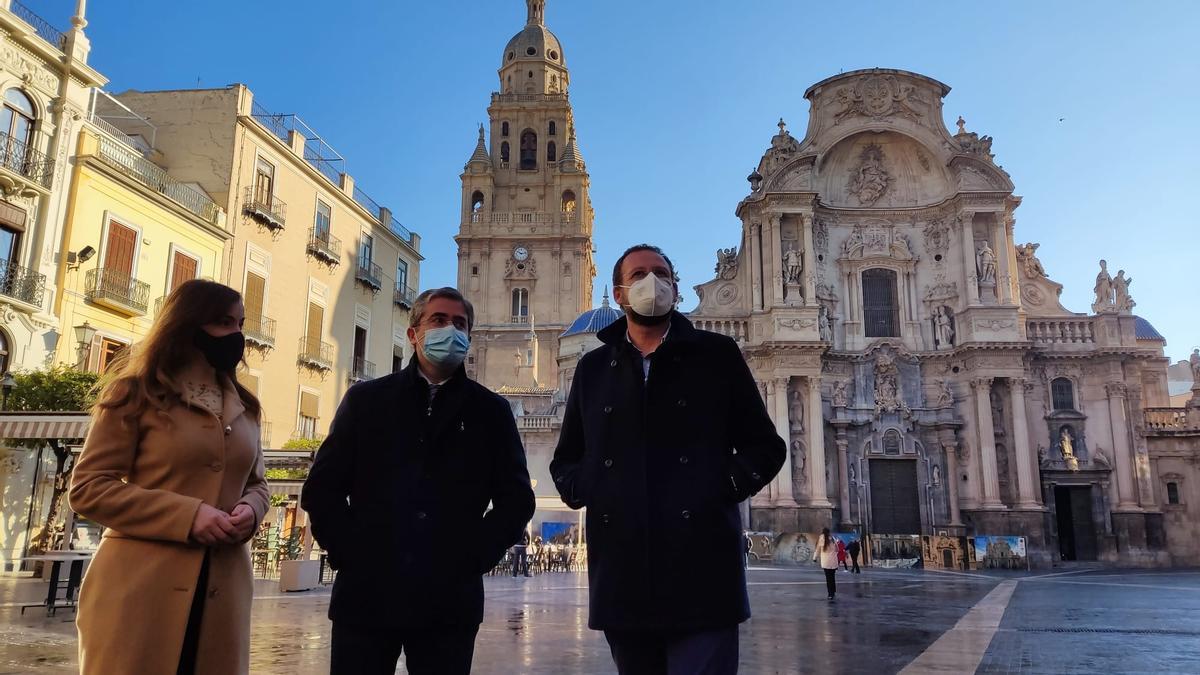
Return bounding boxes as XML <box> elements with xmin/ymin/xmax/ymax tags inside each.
<box><xmin>550</xmin><ymin>312</ymin><xmax>785</xmax><ymax>631</ymax></box>
<box><xmin>301</xmin><ymin>357</ymin><xmax>535</xmax><ymax>628</ymax></box>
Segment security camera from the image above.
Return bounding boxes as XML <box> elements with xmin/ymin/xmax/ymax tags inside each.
<box><xmin>79</xmin><ymin>246</ymin><xmax>96</xmax><ymax>263</ymax></box>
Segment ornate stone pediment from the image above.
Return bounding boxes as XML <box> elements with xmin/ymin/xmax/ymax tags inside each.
<box><xmin>832</xmin><ymin>73</ymin><xmax>925</xmax><ymax>123</ymax></box>
<box><xmin>504</xmin><ymin>256</ymin><xmax>537</xmax><ymax>279</ymax></box>
<box><xmin>950</xmin><ymin>156</ymin><xmax>1013</xmax><ymax>192</ymax></box>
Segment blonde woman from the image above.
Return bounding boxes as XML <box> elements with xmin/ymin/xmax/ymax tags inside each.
<box><xmin>69</xmin><ymin>279</ymin><xmax>269</xmax><ymax>674</ymax></box>
<box><xmin>813</xmin><ymin>527</ymin><xmax>839</xmax><ymax>601</ymax></box>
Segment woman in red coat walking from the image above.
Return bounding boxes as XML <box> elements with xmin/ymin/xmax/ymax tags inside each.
<box><xmin>836</xmin><ymin>538</ymin><xmax>849</xmax><ymax>571</ymax></box>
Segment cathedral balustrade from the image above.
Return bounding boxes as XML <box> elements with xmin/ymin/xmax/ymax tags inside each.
<box><xmin>491</xmin><ymin>93</ymin><xmax>569</xmax><ymax>104</ymax></box>
<box><xmin>469</xmin><ymin>211</ymin><xmax>576</xmax><ymax>225</ymax></box>
<box><xmin>1026</xmin><ymin>318</ymin><xmax>1096</xmax><ymax>345</ymax></box>
<box><xmin>1144</xmin><ymin>407</ymin><xmax>1198</xmax><ymax>432</ymax></box>
<box><xmin>694</xmin><ymin>318</ymin><xmax>750</xmax><ymax>343</ymax></box>
<box><xmin>516</xmin><ymin>415</ymin><xmax>557</xmax><ymax>431</ymax></box>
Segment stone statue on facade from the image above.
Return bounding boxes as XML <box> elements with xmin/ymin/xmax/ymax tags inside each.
<box><xmin>976</xmin><ymin>241</ymin><xmax>997</xmax><ymax>283</ymax></box>
<box><xmin>1190</xmin><ymin>348</ymin><xmax>1200</xmax><ymax>382</ymax></box>
<box><xmin>1113</xmin><ymin>270</ymin><xmax>1135</xmax><ymax>312</ymax></box>
<box><xmin>788</xmin><ymin>386</ymin><xmax>805</xmax><ymax>434</ymax></box>
<box><xmin>849</xmin><ymin>463</ymin><xmax>856</xmax><ymax>485</ymax></box>
<box><xmin>848</xmin><ymin>144</ymin><xmax>891</xmax><ymax>205</ymax></box>
<box><xmin>890</xmin><ymin>234</ymin><xmax>915</xmax><ymax>260</ymax></box>
<box><xmin>791</xmin><ymin>439</ymin><xmax>807</xmax><ymax>486</ymax></box>
<box><xmin>934</xmin><ymin>306</ymin><xmax>955</xmax><ymax>349</ymax></box>
<box><xmin>1015</xmin><ymin>242</ymin><xmax>1047</xmax><ymax>278</ymax></box>
<box><xmin>932</xmin><ymin>464</ymin><xmax>942</xmax><ymax>486</ymax></box>
<box><xmin>832</xmin><ymin>379</ymin><xmax>850</xmax><ymax>408</ymax></box>
<box><xmin>783</xmin><ymin>246</ymin><xmax>803</xmax><ymax>285</ymax></box>
<box><xmin>936</xmin><ymin>380</ymin><xmax>955</xmax><ymax>408</ymax></box>
<box><xmin>1060</xmin><ymin>426</ymin><xmax>1079</xmax><ymax>472</ymax></box>
<box><xmin>843</xmin><ymin>229</ymin><xmax>865</xmax><ymax>259</ymax></box>
<box><xmin>818</xmin><ymin>304</ymin><xmax>834</xmax><ymax>342</ymax></box>
<box><xmin>715</xmin><ymin>247</ymin><xmax>738</xmax><ymax>280</ymax></box>
<box><xmin>873</xmin><ymin>351</ymin><xmax>906</xmax><ymax>415</ymax></box>
<box><xmin>1092</xmin><ymin>259</ymin><xmax>1114</xmax><ymax>313</ymax></box>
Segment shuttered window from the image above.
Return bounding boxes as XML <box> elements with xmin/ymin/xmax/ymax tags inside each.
<box><xmin>104</xmin><ymin>221</ymin><xmax>137</xmax><ymax>276</ymax></box>
<box><xmin>306</xmin><ymin>303</ymin><xmax>323</xmax><ymax>342</ymax></box>
<box><xmin>244</xmin><ymin>272</ymin><xmax>266</xmax><ymax>323</ymax></box>
<box><xmin>170</xmin><ymin>251</ymin><xmax>198</xmax><ymax>292</ymax></box>
<box><xmin>862</xmin><ymin>269</ymin><xmax>899</xmax><ymax>338</ymax></box>
<box><xmin>1051</xmin><ymin>377</ymin><xmax>1075</xmax><ymax>411</ymax></box>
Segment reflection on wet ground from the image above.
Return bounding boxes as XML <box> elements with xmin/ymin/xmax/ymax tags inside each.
<box><xmin>1</xmin><ymin>566</ymin><xmax>1197</xmax><ymax>673</ymax></box>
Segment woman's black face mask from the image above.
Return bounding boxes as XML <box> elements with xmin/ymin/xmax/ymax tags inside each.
<box><xmin>193</xmin><ymin>330</ymin><xmax>245</xmax><ymax>371</ymax></box>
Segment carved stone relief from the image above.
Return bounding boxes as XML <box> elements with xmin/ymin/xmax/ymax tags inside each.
<box><xmin>833</xmin><ymin>74</ymin><xmax>924</xmax><ymax>123</ymax></box>
<box><xmin>715</xmin><ymin>247</ymin><xmax>738</xmax><ymax>280</ymax></box>
<box><xmin>847</xmin><ymin>144</ymin><xmax>891</xmax><ymax>205</ymax></box>
<box><xmin>923</xmin><ymin>218</ymin><xmax>950</xmax><ymax>256</ymax></box>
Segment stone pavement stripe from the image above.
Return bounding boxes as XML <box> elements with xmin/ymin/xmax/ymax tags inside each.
<box><xmin>898</xmin><ymin>580</ymin><xmax>1016</xmax><ymax>675</ymax></box>
<box><xmin>1019</xmin><ymin>578</ymin><xmax>1200</xmax><ymax>593</ymax></box>
<box><xmin>1020</xmin><ymin>568</ymin><xmax>1100</xmax><ymax>579</ymax></box>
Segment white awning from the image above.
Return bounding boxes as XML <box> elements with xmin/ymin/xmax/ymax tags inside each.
<box><xmin>0</xmin><ymin>413</ymin><xmax>91</xmax><ymax>441</ymax></box>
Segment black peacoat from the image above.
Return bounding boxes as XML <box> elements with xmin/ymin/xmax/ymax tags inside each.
<box><xmin>550</xmin><ymin>312</ymin><xmax>785</xmax><ymax>631</ymax></box>
<box><xmin>301</xmin><ymin>357</ymin><xmax>535</xmax><ymax>628</ymax></box>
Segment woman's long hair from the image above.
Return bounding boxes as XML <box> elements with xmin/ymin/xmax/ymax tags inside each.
<box><xmin>821</xmin><ymin>527</ymin><xmax>832</xmax><ymax>551</ymax></box>
<box><xmin>92</xmin><ymin>279</ymin><xmax>261</xmax><ymax>422</ymax></box>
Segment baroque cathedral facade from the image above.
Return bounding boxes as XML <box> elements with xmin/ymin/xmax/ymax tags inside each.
<box><xmin>460</xmin><ymin>4</ymin><xmax>1196</xmax><ymax>566</ymax></box>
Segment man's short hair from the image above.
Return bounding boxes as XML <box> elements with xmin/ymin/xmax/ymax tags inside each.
<box><xmin>411</xmin><ymin>287</ymin><xmax>475</xmax><ymax>331</ymax></box>
<box><xmin>611</xmin><ymin>244</ymin><xmax>679</xmax><ymax>290</ymax></box>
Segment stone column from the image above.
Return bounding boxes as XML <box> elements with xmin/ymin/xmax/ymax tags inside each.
<box><xmin>836</xmin><ymin>437</ymin><xmax>851</xmax><ymax>523</ymax></box>
<box><xmin>801</xmin><ymin>212</ymin><xmax>817</xmax><ymax>305</ymax></box>
<box><xmin>749</xmin><ymin>222</ymin><xmax>762</xmax><ymax>311</ymax></box>
<box><xmin>768</xmin><ymin>215</ymin><xmax>785</xmax><ymax>307</ymax></box>
<box><xmin>942</xmin><ymin>439</ymin><xmax>964</xmax><ymax>526</ymax></box>
<box><xmin>971</xmin><ymin>377</ymin><xmax>1003</xmax><ymax>507</ymax></box>
<box><xmin>807</xmin><ymin>376</ymin><xmax>830</xmax><ymax>506</ymax></box>
<box><xmin>992</xmin><ymin>215</ymin><xmax>1013</xmax><ymax>304</ymax></box>
<box><xmin>771</xmin><ymin>378</ymin><xmax>798</xmax><ymax>506</ymax></box>
<box><xmin>1106</xmin><ymin>382</ymin><xmax>1138</xmax><ymax>510</ymax></box>
<box><xmin>752</xmin><ymin>380</ymin><xmax>773</xmax><ymax>505</ymax></box>
<box><xmin>960</xmin><ymin>212</ymin><xmax>981</xmax><ymax>305</ymax></box>
<box><xmin>1009</xmin><ymin>378</ymin><xmax>1040</xmax><ymax>508</ymax></box>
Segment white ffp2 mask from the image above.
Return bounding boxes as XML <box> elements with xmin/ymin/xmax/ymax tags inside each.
<box><xmin>622</xmin><ymin>273</ymin><xmax>675</xmax><ymax>318</ymax></box>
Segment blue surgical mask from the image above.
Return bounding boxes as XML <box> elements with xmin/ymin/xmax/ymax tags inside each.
<box><xmin>422</xmin><ymin>325</ymin><xmax>470</xmax><ymax>369</ymax></box>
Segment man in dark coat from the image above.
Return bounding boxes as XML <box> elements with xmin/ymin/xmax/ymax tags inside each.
<box><xmin>550</xmin><ymin>245</ymin><xmax>786</xmax><ymax>674</ymax></box>
<box><xmin>302</xmin><ymin>288</ymin><xmax>535</xmax><ymax>675</ymax></box>
<box><xmin>848</xmin><ymin>538</ymin><xmax>862</xmax><ymax>574</ymax></box>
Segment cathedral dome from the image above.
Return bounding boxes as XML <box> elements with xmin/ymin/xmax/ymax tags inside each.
<box><xmin>561</xmin><ymin>295</ymin><xmax>621</xmax><ymax>338</ymax></box>
<box><xmin>502</xmin><ymin>24</ymin><xmax>565</xmax><ymax>68</ymax></box>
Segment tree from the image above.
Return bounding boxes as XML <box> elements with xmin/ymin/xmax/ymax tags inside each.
<box><xmin>7</xmin><ymin>366</ymin><xmax>100</xmax><ymax>553</ymax></box>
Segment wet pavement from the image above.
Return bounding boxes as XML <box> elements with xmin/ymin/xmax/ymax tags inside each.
<box><xmin>1</xmin><ymin>566</ymin><xmax>1197</xmax><ymax>673</ymax></box>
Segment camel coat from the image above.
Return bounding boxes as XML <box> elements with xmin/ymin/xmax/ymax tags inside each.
<box><xmin>69</xmin><ymin>370</ymin><xmax>269</xmax><ymax>675</ymax></box>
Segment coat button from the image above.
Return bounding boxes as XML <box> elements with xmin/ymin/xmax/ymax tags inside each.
<box><xmin>677</xmin><ymin>399</ymin><xmax>687</xmax><ymax>407</ymax></box>
<box><xmin>223</xmin><ymin>425</ymin><xmax>232</xmax><ymax>436</ymax></box>
<box><xmin>679</xmin><ymin>455</ymin><xmax>689</xmax><ymax>465</ymax></box>
<box><xmin>604</xmin><ymin>458</ymin><xmax>613</xmax><ymax>468</ymax></box>
<box><xmin>604</xmin><ymin>406</ymin><xmax>613</xmax><ymax>413</ymax></box>
<box><xmin>209</xmin><ymin>462</ymin><xmax>223</xmax><ymax>472</ymax></box>
<box><xmin>416</xmin><ymin>511</ymin><xmax>427</xmax><ymax>520</ymax></box>
<box><xmin>600</xmin><ymin>514</ymin><xmax>610</xmax><ymax>524</ymax></box>
<box><xmin>610</xmin><ymin>360</ymin><xmax>618</xmax><ymax>367</ymax></box>
<box><xmin>750</xmin><ymin>472</ymin><xmax>761</xmax><ymax>481</ymax></box>
<box><xmin>681</xmin><ymin>510</ymin><xmax>691</xmax><ymax>520</ymax></box>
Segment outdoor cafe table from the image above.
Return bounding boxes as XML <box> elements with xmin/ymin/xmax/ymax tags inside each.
<box><xmin>18</xmin><ymin>551</ymin><xmax>93</xmax><ymax>617</ymax></box>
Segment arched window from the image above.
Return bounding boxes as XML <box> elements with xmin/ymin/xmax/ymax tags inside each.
<box><xmin>501</xmin><ymin>121</ymin><xmax>509</xmax><ymax>137</ymax></box>
<box><xmin>1167</xmin><ymin>482</ymin><xmax>1181</xmax><ymax>505</ymax></box>
<box><xmin>548</xmin><ymin>121</ymin><xmax>557</xmax><ymax>136</ymax></box>
<box><xmin>511</xmin><ymin>288</ymin><xmax>529</xmax><ymax>320</ymax></box>
<box><xmin>1</xmin><ymin>89</ymin><xmax>35</xmax><ymax>147</ymax></box>
<box><xmin>862</xmin><ymin>269</ymin><xmax>900</xmax><ymax>337</ymax></box>
<box><xmin>0</xmin><ymin>328</ymin><xmax>10</xmax><ymax>375</ymax></box>
<box><xmin>561</xmin><ymin>190</ymin><xmax>577</xmax><ymax>213</ymax></box>
<box><xmin>1051</xmin><ymin>377</ymin><xmax>1075</xmax><ymax>411</ymax></box>
<box><xmin>547</xmin><ymin>141</ymin><xmax>556</xmax><ymax>163</ymax></box>
<box><xmin>519</xmin><ymin>130</ymin><xmax>537</xmax><ymax>170</ymax></box>
<box><xmin>500</xmin><ymin>141</ymin><xmax>510</xmax><ymax>165</ymax></box>
<box><xmin>470</xmin><ymin>191</ymin><xmax>485</xmax><ymax>213</ymax></box>
<box><xmin>883</xmin><ymin>429</ymin><xmax>902</xmax><ymax>455</ymax></box>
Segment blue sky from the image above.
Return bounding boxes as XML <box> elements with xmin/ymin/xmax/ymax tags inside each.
<box><xmin>40</xmin><ymin>0</ymin><xmax>1199</xmax><ymax>362</ymax></box>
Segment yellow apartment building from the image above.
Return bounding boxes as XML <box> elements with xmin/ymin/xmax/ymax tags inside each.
<box><xmin>52</xmin><ymin>116</ymin><xmax>229</xmax><ymax>373</ymax></box>
<box><xmin>110</xmin><ymin>85</ymin><xmax>423</xmax><ymax>449</ymax></box>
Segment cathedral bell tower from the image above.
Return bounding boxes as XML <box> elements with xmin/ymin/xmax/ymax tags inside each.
<box><xmin>456</xmin><ymin>0</ymin><xmax>596</xmax><ymax>392</ymax></box>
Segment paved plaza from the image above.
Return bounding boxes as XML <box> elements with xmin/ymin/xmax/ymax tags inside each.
<box><xmin>1</xmin><ymin>566</ymin><xmax>1198</xmax><ymax>674</ymax></box>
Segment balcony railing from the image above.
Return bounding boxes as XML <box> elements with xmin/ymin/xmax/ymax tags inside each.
<box><xmin>355</xmin><ymin>256</ymin><xmax>383</xmax><ymax>291</ymax></box>
<box><xmin>516</xmin><ymin>415</ymin><xmax>557</xmax><ymax>431</ymax></box>
<box><xmin>1027</xmin><ymin>318</ymin><xmax>1096</xmax><ymax>345</ymax></box>
<box><xmin>394</xmin><ymin>283</ymin><xmax>417</xmax><ymax>309</ymax></box>
<box><xmin>350</xmin><ymin>357</ymin><xmax>376</xmax><ymax>383</ymax></box>
<box><xmin>491</xmin><ymin>92</ymin><xmax>569</xmax><ymax>104</ymax></box>
<box><xmin>260</xmin><ymin>421</ymin><xmax>273</xmax><ymax>449</ymax></box>
<box><xmin>11</xmin><ymin>1</ymin><xmax>66</xmax><ymax>50</ymax></box>
<box><xmin>297</xmin><ymin>336</ymin><xmax>333</xmax><ymax>371</ymax></box>
<box><xmin>1144</xmin><ymin>408</ymin><xmax>1197</xmax><ymax>432</ymax></box>
<box><xmin>244</xmin><ymin>315</ymin><xmax>277</xmax><ymax>348</ymax></box>
<box><xmin>512</xmin><ymin>315</ymin><xmax>530</xmax><ymax>325</ymax></box>
<box><xmin>93</xmin><ymin>135</ymin><xmax>222</xmax><ymax>225</ymax></box>
<box><xmin>694</xmin><ymin>318</ymin><xmax>751</xmax><ymax>343</ymax></box>
<box><xmin>243</xmin><ymin>186</ymin><xmax>286</xmax><ymax>231</ymax></box>
<box><xmin>468</xmin><ymin>211</ymin><xmax>578</xmax><ymax>226</ymax></box>
<box><xmin>306</xmin><ymin>227</ymin><xmax>341</xmax><ymax>265</ymax></box>
<box><xmin>85</xmin><ymin>267</ymin><xmax>150</xmax><ymax>315</ymax></box>
<box><xmin>0</xmin><ymin>258</ymin><xmax>45</xmax><ymax>307</ymax></box>
<box><xmin>0</xmin><ymin>131</ymin><xmax>54</xmax><ymax>188</ymax></box>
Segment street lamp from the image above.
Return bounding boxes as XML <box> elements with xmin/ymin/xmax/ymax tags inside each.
<box><xmin>73</xmin><ymin>321</ymin><xmax>97</xmax><ymax>370</ymax></box>
<box><xmin>0</xmin><ymin>371</ymin><xmax>15</xmax><ymax>410</ymax></box>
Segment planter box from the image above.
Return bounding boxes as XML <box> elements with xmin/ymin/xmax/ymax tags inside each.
<box><xmin>278</xmin><ymin>559</ymin><xmax>320</xmax><ymax>592</ymax></box>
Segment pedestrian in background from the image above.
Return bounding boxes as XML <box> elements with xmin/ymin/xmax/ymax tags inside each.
<box><xmin>70</xmin><ymin>280</ymin><xmax>269</xmax><ymax>675</ymax></box>
<box><xmin>848</xmin><ymin>538</ymin><xmax>862</xmax><ymax>574</ymax></box>
<box><xmin>814</xmin><ymin>528</ymin><xmax>839</xmax><ymax>601</ymax></box>
<box><xmin>512</xmin><ymin>530</ymin><xmax>531</xmax><ymax>577</ymax></box>
<box><xmin>836</xmin><ymin>537</ymin><xmax>849</xmax><ymax>571</ymax></box>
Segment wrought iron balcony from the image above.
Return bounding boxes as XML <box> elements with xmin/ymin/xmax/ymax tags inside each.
<box><xmin>0</xmin><ymin>258</ymin><xmax>45</xmax><ymax>307</ymax></box>
<box><xmin>259</xmin><ymin>421</ymin><xmax>273</xmax><ymax>449</ymax></box>
<box><xmin>10</xmin><ymin>1</ymin><xmax>66</xmax><ymax>50</ymax></box>
<box><xmin>244</xmin><ymin>315</ymin><xmax>277</xmax><ymax>348</ymax></box>
<box><xmin>306</xmin><ymin>228</ymin><xmax>341</xmax><ymax>265</ymax></box>
<box><xmin>355</xmin><ymin>256</ymin><xmax>383</xmax><ymax>292</ymax></box>
<box><xmin>243</xmin><ymin>186</ymin><xmax>286</xmax><ymax>231</ymax></box>
<box><xmin>0</xmin><ymin>131</ymin><xmax>54</xmax><ymax>189</ymax></box>
<box><xmin>85</xmin><ymin>267</ymin><xmax>150</xmax><ymax>315</ymax></box>
<box><xmin>297</xmin><ymin>336</ymin><xmax>333</xmax><ymax>371</ymax></box>
<box><xmin>93</xmin><ymin>135</ymin><xmax>222</xmax><ymax>225</ymax></box>
<box><xmin>394</xmin><ymin>283</ymin><xmax>417</xmax><ymax>309</ymax></box>
<box><xmin>350</xmin><ymin>357</ymin><xmax>376</xmax><ymax>383</ymax></box>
